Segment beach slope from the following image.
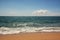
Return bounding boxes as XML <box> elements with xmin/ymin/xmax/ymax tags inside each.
<box><xmin>0</xmin><ymin>32</ymin><xmax>60</xmax><ymax>40</ymax></box>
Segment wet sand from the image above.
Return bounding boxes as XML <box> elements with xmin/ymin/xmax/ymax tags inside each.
<box><xmin>0</xmin><ymin>32</ymin><xmax>60</xmax><ymax>40</ymax></box>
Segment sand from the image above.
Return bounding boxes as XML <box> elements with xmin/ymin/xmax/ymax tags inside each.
<box><xmin>0</xmin><ymin>32</ymin><xmax>60</xmax><ymax>40</ymax></box>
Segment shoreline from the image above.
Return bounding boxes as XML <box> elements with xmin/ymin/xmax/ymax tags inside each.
<box><xmin>0</xmin><ymin>32</ymin><xmax>60</xmax><ymax>40</ymax></box>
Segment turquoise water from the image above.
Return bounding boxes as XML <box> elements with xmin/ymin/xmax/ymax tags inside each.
<box><xmin>0</xmin><ymin>16</ymin><xmax>60</xmax><ymax>34</ymax></box>
<box><xmin>0</xmin><ymin>16</ymin><xmax>60</xmax><ymax>27</ymax></box>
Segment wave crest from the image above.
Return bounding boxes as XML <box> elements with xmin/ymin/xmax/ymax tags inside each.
<box><xmin>0</xmin><ymin>27</ymin><xmax>60</xmax><ymax>35</ymax></box>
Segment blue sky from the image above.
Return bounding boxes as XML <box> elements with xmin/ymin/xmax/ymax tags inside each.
<box><xmin>0</xmin><ymin>0</ymin><xmax>60</xmax><ymax>16</ymax></box>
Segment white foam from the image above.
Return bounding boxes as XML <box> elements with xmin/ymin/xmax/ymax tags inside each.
<box><xmin>0</xmin><ymin>27</ymin><xmax>60</xmax><ymax>35</ymax></box>
<box><xmin>41</xmin><ymin>30</ymin><xmax>60</xmax><ymax>32</ymax></box>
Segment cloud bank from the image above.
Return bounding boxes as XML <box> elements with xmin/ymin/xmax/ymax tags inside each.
<box><xmin>0</xmin><ymin>9</ymin><xmax>60</xmax><ymax>16</ymax></box>
<box><xmin>32</xmin><ymin>9</ymin><xmax>49</xmax><ymax>16</ymax></box>
<box><xmin>32</xmin><ymin>9</ymin><xmax>60</xmax><ymax>16</ymax></box>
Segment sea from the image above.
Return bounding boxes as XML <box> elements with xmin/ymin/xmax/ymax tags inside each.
<box><xmin>0</xmin><ymin>16</ymin><xmax>60</xmax><ymax>34</ymax></box>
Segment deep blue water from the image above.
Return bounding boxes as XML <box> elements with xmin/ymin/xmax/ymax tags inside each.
<box><xmin>0</xmin><ymin>16</ymin><xmax>60</xmax><ymax>27</ymax></box>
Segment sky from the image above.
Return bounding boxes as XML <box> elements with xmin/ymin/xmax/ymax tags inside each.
<box><xmin>0</xmin><ymin>0</ymin><xmax>60</xmax><ymax>16</ymax></box>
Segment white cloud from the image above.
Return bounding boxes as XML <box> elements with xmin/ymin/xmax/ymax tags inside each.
<box><xmin>32</xmin><ymin>9</ymin><xmax>48</xmax><ymax>16</ymax></box>
<box><xmin>32</xmin><ymin>9</ymin><xmax>60</xmax><ymax>16</ymax></box>
<box><xmin>0</xmin><ymin>9</ymin><xmax>60</xmax><ymax>16</ymax></box>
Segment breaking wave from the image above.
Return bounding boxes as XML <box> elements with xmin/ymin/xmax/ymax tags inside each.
<box><xmin>0</xmin><ymin>27</ymin><xmax>60</xmax><ymax>35</ymax></box>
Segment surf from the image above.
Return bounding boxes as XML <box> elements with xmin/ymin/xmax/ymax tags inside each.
<box><xmin>0</xmin><ymin>27</ymin><xmax>60</xmax><ymax>35</ymax></box>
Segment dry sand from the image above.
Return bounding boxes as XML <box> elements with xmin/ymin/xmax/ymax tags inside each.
<box><xmin>0</xmin><ymin>32</ymin><xmax>60</xmax><ymax>40</ymax></box>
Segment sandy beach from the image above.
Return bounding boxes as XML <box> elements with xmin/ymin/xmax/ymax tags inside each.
<box><xmin>0</xmin><ymin>32</ymin><xmax>60</xmax><ymax>40</ymax></box>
